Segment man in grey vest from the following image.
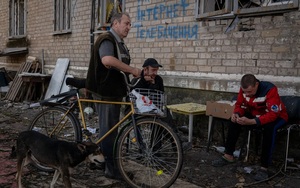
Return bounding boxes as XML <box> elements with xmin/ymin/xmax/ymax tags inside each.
<box><xmin>86</xmin><ymin>12</ymin><xmax>141</xmax><ymax>180</ymax></box>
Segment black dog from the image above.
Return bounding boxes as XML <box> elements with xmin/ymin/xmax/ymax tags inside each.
<box><xmin>15</xmin><ymin>130</ymin><xmax>104</xmax><ymax>188</ymax></box>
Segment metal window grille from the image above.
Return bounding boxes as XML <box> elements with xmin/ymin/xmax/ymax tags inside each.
<box><xmin>233</xmin><ymin>0</ymin><xmax>299</xmax><ymax>16</ymax></box>
<box><xmin>195</xmin><ymin>0</ymin><xmax>299</xmax><ymax>20</ymax></box>
<box><xmin>96</xmin><ymin>0</ymin><xmax>125</xmax><ymax>29</ymax></box>
<box><xmin>195</xmin><ymin>0</ymin><xmax>233</xmax><ymax>20</ymax></box>
<box><xmin>262</xmin><ymin>0</ymin><xmax>293</xmax><ymax>6</ymax></box>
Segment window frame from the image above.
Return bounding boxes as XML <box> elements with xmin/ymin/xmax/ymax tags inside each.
<box><xmin>9</xmin><ymin>0</ymin><xmax>26</xmax><ymax>39</ymax></box>
<box><xmin>53</xmin><ymin>0</ymin><xmax>72</xmax><ymax>35</ymax></box>
<box><xmin>96</xmin><ymin>0</ymin><xmax>125</xmax><ymax>30</ymax></box>
<box><xmin>195</xmin><ymin>0</ymin><xmax>299</xmax><ymax>21</ymax></box>
<box><xmin>195</xmin><ymin>0</ymin><xmax>234</xmax><ymax>21</ymax></box>
<box><xmin>233</xmin><ymin>0</ymin><xmax>299</xmax><ymax>17</ymax></box>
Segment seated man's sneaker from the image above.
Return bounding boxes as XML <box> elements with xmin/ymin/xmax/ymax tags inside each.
<box><xmin>211</xmin><ymin>156</ymin><xmax>235</xmax><ymax>167</ymax></box>
<box><xmin>254</xmin><ymin>168</ymin><xmax>268</xmax><ymax>181</ymax></box>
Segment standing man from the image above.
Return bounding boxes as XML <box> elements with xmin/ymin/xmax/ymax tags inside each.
<box><xmin>86</xmin><ymin>12</ymin><xmax>141</xmax><ymax>180</ymax></box>
<box><xmin>212</xmin><ymin>74</ymin><xmax>288</xmax><ymax>181</ymax></box>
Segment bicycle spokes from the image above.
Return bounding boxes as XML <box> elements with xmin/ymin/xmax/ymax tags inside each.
<box><xmin>116</xmin><ymin>118</ymin><xmax>183</xmax><ymax>188</ymax></box>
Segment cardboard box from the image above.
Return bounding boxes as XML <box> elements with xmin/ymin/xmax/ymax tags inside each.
<box><xmin>206</xmin><ymin>101</ymin><xmax>235</xmax><ymax>119</ymax></box>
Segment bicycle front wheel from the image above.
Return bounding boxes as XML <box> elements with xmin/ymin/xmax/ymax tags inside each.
<box><xmin>116</xmin><ymin>118</ymin><xmax>183</xmax><ymax>188</ymax></box>
<box><xmin>29</xmin><ymin>106</ymin><xmax>82</xmax><ymax>142</ymax></box>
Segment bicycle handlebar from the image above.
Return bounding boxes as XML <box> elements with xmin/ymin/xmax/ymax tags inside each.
<box><xmin>119</xmin><ymin>71</ymin><xmax>141</xmax><ymax>92</ymax></box>
<box><xmin>30</xmin><ymin>71</ymin><xmax>139</xmax><ymax>108</ymax></box>
<box><xmin>65</xmin><ymin>71</ymin><xmax>140</xmax><ymax>91</ymax></box>
<box><xmin>66</xmin><ymin>77</ymin><xmax>86</xmax><ymax>89</ymax></box>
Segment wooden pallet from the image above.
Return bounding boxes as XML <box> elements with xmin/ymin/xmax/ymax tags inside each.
<box><xmin>5</xmin><ymin>57</ymin><xmax>38</xmax><ymax>101</ymax></box>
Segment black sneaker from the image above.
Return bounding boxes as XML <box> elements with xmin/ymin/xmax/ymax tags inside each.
<box><xmin>211</xmin><ymin>156</ymin><xmax>235</xmax><ymax>167</ymax></box>
<box><xmin>254</xmin><ymin>168</ymin><xmax>268</xmax><ymax>181</ymax></box>
<box><xmin>104</xmin><ymin>162</ymin><xmax>124</xmax><ymax>181</ymax></box>
<box><xmin>105</xmin><ymin>172</ymin><xmax>124</xmax><ymax>181</ymax></box>
<box><xmin>105</xmin><ymin>171</ymin><xmax>135</xmax><ymax>181</ymax></box>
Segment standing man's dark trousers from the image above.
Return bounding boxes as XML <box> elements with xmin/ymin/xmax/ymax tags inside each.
<box><xmin>95</xmin><ymin>97</ymin><xmax>123</xmax><ymax>179</ymax></box>
<box><xmin>224</xmin><ymin>118</ymin><xmax>286</xmax><ymax>168</ymax></box>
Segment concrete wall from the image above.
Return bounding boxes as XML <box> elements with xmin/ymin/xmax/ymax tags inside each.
<box><xmin>0</xmin><ymin>0</ymin><xmax>299</xmax><ymax>97</ymax></box>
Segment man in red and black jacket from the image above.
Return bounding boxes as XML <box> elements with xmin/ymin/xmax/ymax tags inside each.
<box><xmin>212</xmin><ymin>74</ymin><xmax>288</xmax><ymax>181</ymax></box>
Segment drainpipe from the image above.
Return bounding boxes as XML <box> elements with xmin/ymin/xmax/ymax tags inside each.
<box><xmin>90</xmin><ymin>0</ymin><xmax>96</xmax><ymax>57</ymax></box>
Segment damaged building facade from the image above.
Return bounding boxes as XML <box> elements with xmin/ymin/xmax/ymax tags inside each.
<box><xmin>0</xmin><ymin>0</ymin><xmax>299</xmax><ymax>100</ymax></box>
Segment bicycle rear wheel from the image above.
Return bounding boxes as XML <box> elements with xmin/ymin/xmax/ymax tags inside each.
<box><xmin>116</xmin><ymin>118</ymin><xmax>183</xmax><ymax>188</ymax></box>
<box><xmin>29</xmin><ymin>106</ymin><xmax>82</xmax><ymax>141</ymax></box>
<box><xmin>28</xmin><ymin>106</ymin><xmax>82</xmax><ymax>171</ymax></box>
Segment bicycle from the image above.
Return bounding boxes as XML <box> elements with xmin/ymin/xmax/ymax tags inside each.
<box><xmin>28</xmin><ymin>72</ymin><xmax>183</xmax><ymax>188</ymax></box>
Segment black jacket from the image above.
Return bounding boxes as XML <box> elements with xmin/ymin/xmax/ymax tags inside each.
<box><xmin>86</xmin><ymin>31</ymin><xmax>130</xmax><ymax>97</ymax></box>
<box><xmin>131</xmin><ymin>70</ymin><xmax>164</xmax><ymax>92</ymax></box>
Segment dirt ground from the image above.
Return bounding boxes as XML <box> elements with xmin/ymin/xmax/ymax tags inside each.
<box><xmin>1</xmin><ymin>100</ymin><xmax>300</xmax><ymax>188</ymax></box>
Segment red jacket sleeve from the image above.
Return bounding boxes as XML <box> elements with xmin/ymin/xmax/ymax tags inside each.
<box><xmin>257</xmin><ymin>87</ymin><xmax>282</xmax><ymax>125</ymax></box>
<box><xmin>233</xmin><ymin>88</ymin><xmax>246</xmax><ymax>117</ymax></box>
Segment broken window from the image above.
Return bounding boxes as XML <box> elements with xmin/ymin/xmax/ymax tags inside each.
<box><xmin>195</xmin><ymin>0</ymin><xmax>299</xmax><ymax>20</ymax></box>
<box><xmin>233</xmin><ymin>0</ymin><xmax>299</xmax><ymax>16</ymax></box>
<box><xmin>54</xmin><ymin>0</ymin><xmax>71</xmax><ymax>34</ymax></box>
<box><xmin>9</xmin><ymin>0</ymin><xmax>26</xmax><ymax>37</ymax></box>
<box><xmin>262</xmin><ymin>0</ymin><xmax>294</xmax><ymax>6</ymax></box>
<box><xmin>97</xmin><ymin>0</ymin><xmax>125</xmax><ymax>30</ymax></box>
<box><xmin>195</xmin><ymin>0</ymin><xmax>233</xmax><ymax>20</ymax></box>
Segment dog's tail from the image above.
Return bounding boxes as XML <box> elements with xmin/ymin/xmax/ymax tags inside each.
<box><xmin>9</xmin><ymin>146</ymin><xmax>17</xmax><ymax>159</ymax></box>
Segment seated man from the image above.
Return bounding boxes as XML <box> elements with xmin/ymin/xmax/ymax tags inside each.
<box><xmin>212</xmin><ymin>74</ymin><xmax>288</xmax><ymax>181</ymax></box>
<box><xmin>131</xmin><ymin>58</ymin><xmax>164</xmax><ymax>92</ymax></box>
<box><xmin>130</xmin><ymin>58</ymin><xmax>175</xmax><ymax>128</ymax></box>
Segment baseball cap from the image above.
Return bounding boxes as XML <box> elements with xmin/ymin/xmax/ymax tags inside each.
<box><xmin>142</xmin><ymin>58</ymin><xmax>162</xmax><ymax>68</ymax></box>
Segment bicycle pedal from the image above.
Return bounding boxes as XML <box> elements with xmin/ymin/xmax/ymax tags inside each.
<box><xmin>82</xmin><ymin>129</ymin><xmax>92</xmax><ymax>136</ymax></box>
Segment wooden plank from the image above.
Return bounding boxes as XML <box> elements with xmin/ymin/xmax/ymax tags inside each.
<box><xmin>5</xmin><ymin>61</ymin><xmax>32</xmax><ymax>101</ymax></box>
<box><xmin>5</xmin><ymin>56</ymin><xmax>39</xmax><ymax>101</ymax></box>
<box><xmin>13</xmin><ymin>61</ymin><xmax>32</xmax><ymax>101</ymax></box>
<box><xmin>24</xmin><ymin>62</ymin><xmax>40</xmax><ymax>101</ymax></box>
<box><xmin>44</xmin><ymin>58</ymin><xmax>70</xmax><ymax>99</ymax></box>
<box><xmin>4</xmin><ymin>62</ymin><xmax>25</xmax><ymax>100</ymax></box>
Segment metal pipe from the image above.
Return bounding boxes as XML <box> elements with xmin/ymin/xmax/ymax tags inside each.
<box><xmin>90</xmin><ymin>0</ymin><xmax>96</xmax><ymax>57</ymax></box>
<box><xmin>41</xmin><ymin>49</ymin><xmax>44</xmax><ymax>74</ymax></box>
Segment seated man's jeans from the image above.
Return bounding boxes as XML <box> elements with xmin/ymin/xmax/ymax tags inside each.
<box><xmin>224</xmin><ymin>117</ymin><xmax>286</xmax><ymax>168</ymax></box>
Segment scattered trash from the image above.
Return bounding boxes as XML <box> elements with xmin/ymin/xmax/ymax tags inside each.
<box><xmin>243</xmin><ymin>166</ymin><xmax>253</xmax><ymax>174</ymax></box>
<box><xmin>212</xmin><ymin>146</ymin><xmax>240</xmax><ymax>158</ymax></box>
<box><xmin>235</xmin><ymin>182</ymin><xmax>244</xmax><ymax>188</ymax></box>
<box><xmin>21</xmin><ymin>103</ymin><xmax>30</xmax><ymax>110</ymax></box>
<box><xmin>182</xmin><ymin>142</ymin><xmax>192</xmax><ymax>151</ymax></box>
<box><xmin>87</xmin><ymin>127</ymin><xmax>97</xmax><ymax>134</ymax></box>
<box><xmin>84</xmin><ymin>107</ymin><xmax>94</xmax><ymax>115</ymax></box>
<box><xmin>178</xmin><ymin>125</ymin><xmax>189</xmax><ymax>133</ymax></box>
<box><xmin>30</xmin><ymin>102</ymin><xmax>40</xmax><ymax>108</ymax></box>
<box><xmin>213</xmin><ymin>146</ymin><xmax>225</xmax><ymax>153</ymax></box>
<box><xmin>238</xmin><ymin>176</ymin><xmax>245</xmax><ymax>183</ymax></box>
<box><xmin>233</xmin><ymin>149</ymin><xmax>240</xmax><ymax>158</ymax></box>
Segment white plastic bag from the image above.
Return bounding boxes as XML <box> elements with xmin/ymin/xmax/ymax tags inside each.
<box><xmin>131</xmin><ymin>89</ymin><xmax>163</xmax><ymax>115</ymax></box>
